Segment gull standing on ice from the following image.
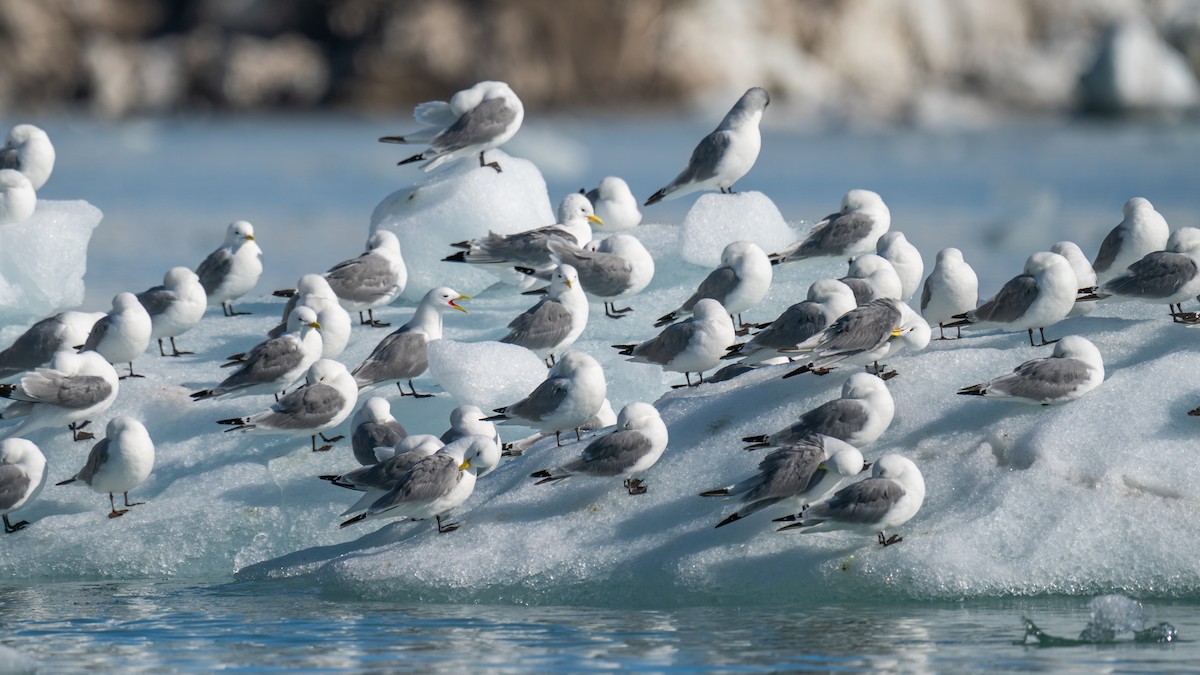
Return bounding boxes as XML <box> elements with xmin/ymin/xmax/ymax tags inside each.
<box><xmin>655</xmin><ymin>241</ymin><xmax>772</xmax><ymax>332</ymax></box>
<box><xmin>0</xmin><ymin>349</ymin><xmax>119</xmax><ymax>442</ymax></box>
<box><xmin>782</xmin><ymin>298</ymin><xmax>930</xmax><ymax>379</ymax></box>
<box><xmin>743</xmin><ymin>373</ymin><xmax>894</xmax><ymax>450</ymax></box>
<box><xmin>218</xmin><ymin>359</ymin><xmax>358</xmax><ymax>452</ymax></box>
<box><xmin>0</xmin><ymin>438</ymin><xmax>45</xmax><ymax>533</ymax></box>
<box><xmin>191</xmin><ymin>306</ymin><xmax>322</xmax><ymax>401</ymax></box>
<box><xmin>920</xmin><ymin>248</ymin><xmax>979</xmax><ymax>340</ymax></box>
<box><xmin>0</xmin><ymin>124</ymin><xmax>55</xmax><ymax>190</ymax></box>
<box><xmin>1092</xmin><ymin>227</ymin><xmax>1200</xmax><ymax>322</ymax></box>
<box><xmin>0</xmin><ymin>169</ymin><xmax>35</xmax><ymax>225</ymax></box>
<box><xmin>1050</xmin><ymin>241</ymin><xmax>1098</xmax><ymax>317</ymax></box>
<box><xmin>701</xmin><ymin>434</ymin><xmax>867</xmax><ymax>528</ymax></box>
<box><xmin>617</xmin><ymin>298</ymin><xmax>736</xmax><ymax>388</ymax></box>
<box><xmin>876</xmin><ymin>232</ymin><xmax>924</xmax><ymax>301</ymax></box>
<box><xmin>958</xmin><ymin>335</ymin><xmax>1104</xmax><ymax>405</ymax></box>
<box><xmin>351</xmin><ymin>287</ymin><xmax>469</xmax><ymax>396</ymax></box>
<box><xmin>486</xmin><ymin>351</ymin><xmax>607</xmax><ymax>446</ymax></box>
<box><xmin>530</xmin><ymin>402</ymin><xmax>669</xmax><ymax>495</ymax></box>
<box><xmin>770</xmin><ymin>190</ymin><xmax>891</xmax><ymax>265</ymax></box>
<box><xmin>444</xmin><ymin>193</ymin><xmax>602</xmax><ymax>274</ymax></box>
<box><xmin>582</xmin><ymin>176</ymin><xmax>642</xmax><ymax>230</ymax></box>
<box><xmin>339</xmin><ymin>436</ymin><xmax>495</xmax><ymax>532</ymax></box>
<box><xmin>776</xmin><ymin>453</ymin><xmax>926</xmax><ymax>547</ymax></box>
<box><xmin>380</xmin><ymin>80</ymin><xmax>524</xmax><ymax>173</ymax></box>
<box><xmin>645</xmin><ymin>87</ymin><xmax>769</xmax><ymax>205</ymax></box>
<box><xmin>1091</xmin><ymin>197</ymin><xmax>1170</xmax><ymax>284</ymax></box>
<box><xmin>349</xmin><ymin>396</ymin><xmax>408</xmax><ymax>465</ymax></box>
<box><xmin>136</xmin><ymin>267</ymin><xmax>207</xmax><ymax>357</ymax></box>
<box><xmin>322</xmin><ymin>437</ymin><xmax>445</xmax><ymax>517</ymax></box>
<box><xmin>316</xmin><ymin>230</ymin><xmax>406</xmax><ymax>328</ymax></box>
<box><xmin>56</xmin><ymin>416</ymin><xmax>155</xmax><ymax>518</ymax></box>
<box><xmin>724</xmin><ymin>279</ymin><xmax>857</xmax><ymax>364</ymax></box>
<box><xmin>838</xmin><ymin>253</ymin><xmax>903</xmax><ymax>305</ymax></box>
<box><xmin>0</xmin><ymin>311</ymin><xmax>103</xmax><ymax>381</ymax></box>
<box><xmin>500</xmin><ymin>265</ymin><xmax>588</xmax><ymax>366</ymax></box>
<box><xmin>81</xmin><ymin>292</ymin><xmax>153</xmax><ymax>379</ymax></box>
<box><xmin>196</xmin><ymin>220</ymin><xmax>262</xmax><ymax>317</ymax></box>
<box><xmin>268</xmin><ymin>274</ymin><xmax>352</xmax><ymax>359</ymax></box>
<box><xmin>518</xmin><ymin>233</ymin><xmax>655</xmax><ymax>319</ymax></box>
<box><xmin>946</xmin><ymin>251</ymin><xmax>1077</xmax><ymax>346</ymax></box>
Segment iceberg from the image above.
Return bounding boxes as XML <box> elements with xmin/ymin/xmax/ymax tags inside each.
<box><xmin>0</xmin><ymin>200</ymin><xmax>102</xmax><ymax>328</ymax></box>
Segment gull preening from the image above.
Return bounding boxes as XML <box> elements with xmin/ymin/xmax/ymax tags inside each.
<box><xmin>530</xmin><ymin>402</ymin><xmax>669</xmax><ymax>495</ymax></box>
<box><xmin>582</xmin><ymin>176</ymin><xmax>642</xmax><ymax>230</ymax></box>
<box><xmin>269</xmin><ymin>274</ymin><xmax>352</xmax><ymax>359</ymax></box>
<box><xmin>1050</xmin><ymin>241</ymin><xmax>1098</xmax><ymax>317</ymax></box>
<box><xmin>743</xmin><ymin>373</ymin><xmax>894</xmax><ymax>450</ymax></box>
<box><xmin>440</xmin><ymin>405</ymin><xmax>502</xmax><ymax>460</ymax></box>
<box><xmin>958</xmin><ymin>335</ymin><xmax>1104</xmax><ymax>405</ymax></box>
<box><xmin>645</xmin><ymin>87</ymin><xmax>770</xmax><ymax>205</ymax></box>
<box><xmin>56</xmin><ymin>416</ymin><xmax>155</xmax><ymax>518</ymax></box>
<box><xmin>351</xmin><ymin>286</ymin><xmax>469</xmax><ymax>396</ymax></box>
<box><xmin>782</xmin><ymin>298</ymin><xmax>930</xmax><ymax>379</ymax></box>
<box><xmin>486</xmin><ymin>351</ymin><xmax>607</xmax><ymax>446</ymax></box>
<box><xmin>218</xmin><ymin>359</ymin><xmax>358</xmax><ymax>452</ymax></box>
<box><xmin>518</xmin><ymin>233</ymin><xmax>655</xmax><ymax>319</ymax></box>
<box><xmin>947</xmin><ymin>251</ymin><xmax>1077</xmax><ymax>346</ymax></box>
<box><xmin>82</xmin><ymin>292</ymin><xmax>153</xmax><ymax>379</ymax></box>
<box><xmin>770</xmin><ymin>189</ymin><xmax>891</xmax><ymax>265</ymax></box>
<box><xmin>876</xmin><ymin>232</ymin><xmax>924</xmax><ymax>302</ymax></box>
<box><xmin>838</xmin><ymin>253</ymin><xmax>903</xmax><ymax>305</ymax></box>
<box><xmin>196</xmin><ymin>220</ymin><xmax>262</xmax><ymax>317</ymax></box>
<box><xmin>381</xmin><ymin>80</ymin><xmax>524</xmax><ymax>173</ymax></box>
<box><xmin>0</xmin><ymin>311</ymin><xmax>103</xmax><ymax>382</ymax></box>
<box><xmin>617</xmin><ymin>298</ymin><xmax>736</xmax><ymax>388</ymax></box>
<box><xmin>920</xmin><ymin>248</ymin><xmax>979</xmax><ymax>340</ymax></box>
<box><xmin>0</xmin><ymin>438</ymin><xmax>45</xmax><ymax>533</ymax></box>
<box><xmin>349</xmin><ymin>396</ymin><xmax>408</xmax><ymax>466</ymax></box>
<box><xmin>655</xmin><ymin>241</ymin><xmax>772</xmax><ymax>332</ymax></box>
<box><xmin>136</xmin><ymin>267</ymin><xmax>207</xmax><ymax>357</ymax></box>
<box><xmin>0</xmin><ymin>349</ymin><xmax>120</xmax><ymax>442</ymax></box>
<box><xmin>500</xmin><ymin>264</ymin><xmax>588</xmax><ymax>366</ymax></box>
<box><xmin>1092</xmin><ymin>197</ymin><xmax>1170</xmax><ymax>284</ymax></box>
<box><xmin>776</xmin><ymin>453</ymin><xmax>926</xmax><ymax>547</ymax></box>
<box><xmin>0</xmin><ymin>124</ymin><xmax>55</xmax><ymax>190</ymax></box>
<box><xmin>318</xmin><ymin>230</ymin><xmax>407</xmax><ymax>328</ymax></box>
<box><xmin>724</xmin><ymin>279</ymin><xmax>857</xmax><ymax>365</ymax></box>
<box><xmin>191</xmin><ymin>306</ymin><xmax>322</xmax><ymax>401</ymax></box>
<box><xmin>0</xmin><ymin>169</ymin><xmax>36</xmax><ymax>226</ymax></box>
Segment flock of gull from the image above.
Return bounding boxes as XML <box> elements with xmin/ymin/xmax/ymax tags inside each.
<box><xmin>0</xmin><ymin>81</ymin><xmax>1195</xmax><ymax>551</ymax></box>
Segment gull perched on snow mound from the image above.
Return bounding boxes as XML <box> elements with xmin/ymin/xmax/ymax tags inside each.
<box><xmin>743</xmin><ymin>373</ymin><xmax>894</xmax><ymax>451</ymax></box>
<box><xmin>582</xmin><ymin>176</ymin><xmax>642</xmax><ymax>230</ymax></box>
<box><xmin>1091</xmin><ymin>197</ymin><xmax>1170</xmax><ymax>284</ymax></box>
<box><xmin>486</xmin><ymin>351</ymin><xmax>607</xmax><ymax>446</ymax></box>
<box><xmin>0</xmin><ymin>124</ymin><xmax>55</xmax><ymax>190</ymax></box>
<box><xmin>218</xmin><ymin>359</ymin><xmax>358</xmax><ymax>453</ymax></box>
<box><xmin>770</xmin><ymin>189</ymin><xmax>891</xmax><ymax>265</ymax></box>
<box><xmin>351</xmin><ymin>286</ymin><xmax>469</xmax><ymax>396</ymax></box>
<box><xmin>530</xmin><ymin>402</ymin><xmax>669</xmax><ymax>495</ymax></box>
<box><xmin>617</xmin><ymin>298</ymin><xmax>736</xmax><ymax>388</ymax></box>
<box><xmin>56</xmin><ymin>416</ymin><xmax>155</xmax><ymax>519</ymax></box>
<box><xmin>655</xmin><ymin>241</ymin><xmax>772</xmax><ymax>332</ymax></box>
<box><xmin>0</xmin><ymin>349</ymin><xmax>120</xmax><ymax>442</ymax></box>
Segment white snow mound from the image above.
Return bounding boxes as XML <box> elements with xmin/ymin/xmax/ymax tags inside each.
<box><xmin>0</xmin><ymin>200</ymin><xmax>102</xmax><ymax>324</ymax></box>
<box><xmin>679</xmin><ymin>191</ymin><xmax>795</xmax><ymax>267</ymax></box>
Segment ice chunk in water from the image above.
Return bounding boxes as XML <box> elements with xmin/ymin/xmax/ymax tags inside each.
<box><xmin>370</xmin><ymin>150</ymin><xmax>555</xmax><ymax>301</ymax></box>
<box><xmin>0</xmin><ymin>200</ymin><xmax>101</xmax><ymax>323</ymax></box>
<box><xmin>426</xmin><ymin>338</ymin><xmax>548</xmax><ymax>412</ymax></box>
<box><xmin>1079</xmin><ymin>594</ymin><xmax>1146</xmax><ymax>641</ymax></box>
<box><xmin>679</xmin><ymin>192</ymin><xmax>795</xmax><ymax>267</ymax></box>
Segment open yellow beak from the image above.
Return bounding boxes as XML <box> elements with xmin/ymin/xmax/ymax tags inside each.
<box><xmin>450</xmin><ymin>295</ymin><xmax>471</xmax><ymax>313</ymax></box>
<box><xmin>587</xmin><ymin>214</ymin><xmax>603</xmax><ymax>225</ymax></box>
<box><xmin>458</xmin><ymin>458</ymin><xmax>472</xmax><ymax>470</ymax></box>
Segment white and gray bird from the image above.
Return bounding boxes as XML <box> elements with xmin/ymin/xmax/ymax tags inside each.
<box><xmin>875</xmin><ymin>232</ymin><xmax>924</xmax><ymax>301</ymax></box>
<box><xmin>518</xmin><ymin>233</ymin><xmax>655</xmax><ymax>319</ymax></box>
<box><xmin>701</xmin><ymin>434</ymin><xmax>867</xmax><ymax>528</ymax></box>
<box><xmin>485</xmin><ymin>351</ymin><xmax>607</xmax><ymax>446</ymax></box>
<box><xmin>0</xmin><ymin>349</ymin><xmax>120</xmax><ymax>442</ymax></box>
<box><xmin>782</xmin><ymin>298</ymin><xmax>930</xmax><ymax>379</ymax></box>
<box><xmin>947</xmin><ymin>251</ymin><xmax>1077</xmax><ymax>346</ymax></box>
<box><xmin>1092</xmin><ymin>197</ymin><xmax>1170</xmax><ymax>284</ymax></box>
<box><xmin>655</xmin><ymin>241</ymin><xmax>772</xmax><ymax>332</ymax></box>
<box><xmin>218</xmin><ymin>359</ymin><xmax>358</xmax><ymax>452</ymax></box>
<box><xmin>743</xmin><ymin>372</ymin><xmax>895</xmax><ymax>450</ymax></box>
<box><xmin>323</xmin><ymin>438</ymin><xmax>444</xmax><ymax>516</ymax></box>
<box><xmin>137</xmin><ymin>267</ymin><xmax>207</xmax><ymax>357</ymax></box>
<box><xmin>724</xmin><ymin>279</ymin><xmax>857</xmax><ymax>365</ymax></box>
<box><xmin>0</xmin><ymin>124</ymin><xmax>55</xmax><ymax>190</ymax></box>
<box><xmin>349</xmin><ymin>396</ymin><xmax>408</xmax><ymax>466</ymax></box>
<box><xmin>191</xmin><ymin>306</ymin><xmax>322</xmax><ymax>401</ymax></box>
<box><xmin>196</xmin><ymin>220</ymin><xmax>262</xmax><ymax>317</ymax></box>
<box><xmin>617</xmin><ymin>298</ymin><xmax>737</xmax><ymax>388</ymax></box>
<box><xmin>500</xmin><ymin>265</ymin><xmax>589</xmax><ymax>366</ymax></box>
<box><xmin>381</xmin><ymin>80</ymin><xmax>524</xmax><ymax>173</ymax></box>
<box><xmin>319</xmin><ymin>230</ymin><xmax>407</xmax><ymax>327</ymax></box>
<box><xmin>56</xmin><ymin>416</ymin><xmax>155</xmax><ymax>518</ymax></box>
<box><xmin>958</xmin><ymin>335</ymin><xmax>1104</xmax><ymax>405</ymax></box>
<box><xmin>338</xmin><ymin>436</ymin><xmax>495</xmax><ymax>532</ymax></box>
<box><xmin>351</xmin><ymin>286</ymin><xmax>469</xmax><ymax>396</ymax></box>
<box><xmin>81</xmin><ymin>292</ymin><xmax>153</xmax><ymax>379</ymax></box>
<box><xmin>1093</xmin><ymin>227</ymin><xmax>1200</xmax><ymax>321</ymax></box>
<box><xmin>269</xmin><ymin>274</ymin><xmax>352</xmax><ymax>359</ymax></box>
<box><xmin>582</xmin><ymin>176</ymin><xmax>642</xmax><ymax>230</ymax></box>
<box><xmin>920</xmin><ymin>248</ymin><xmax>979</xmax><ymax>340</ymax></box>
<box><xmin>1051</xmin><ymin>240</ymin><xmax>1099</xmax><ymax>317</ymax></box>
<box><xmin>0</xmin><ymin>310</ymin><xmax>104</xmax><ymax>382</ymax></box>
<box><xmin>776</xmin><ymin>453</ymin><xmax>926</xmax><ymax>547</ymax></box>
<box><xmin>770</xmin><ymin>190</ymin><xmax>892</xmax><ymax>265</ymax></box>
<box><xmin>0</xmin><ymin>438</ymin><xmax>46</xmax><ymax>533</ymax></box>
<box><xmin>530</xmin><ymin>402</ymin><xmax>669</xmax><ymax>495</ymax></box>
<box><xmin>440</xmin><ymin>405</ymin><xmax>502</xmax><ymax>463</ymax></box>
<box><xmin>645</xmin><ymin>87</ymin><xmax>770</xmax><ymax>205</ymax></box>
<box><xmin>0</xmin><ymin>169</ymin><xmax>35</xmax><ymax>226</ymax></box>
<box><xmin>838</xmin><ymin>254</ymin><xmax>903</xmax><ymax>306</ymax></box>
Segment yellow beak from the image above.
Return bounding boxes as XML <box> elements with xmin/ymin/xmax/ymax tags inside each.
<box><xmin>565</xmin><ymin>279</ymin><xmax>574</xmax><ymax>289</ymax></box>
<box><xmin>310</xmin><ymin>321</ymin><xmax>322</xmax><ymax>329</ymax></box>
<box><xmin>450</xmin><ymin>295</ymin><xmax>471</xmax><ymax>313</ymax></box>
<box><xmin>245</xmin><ymin>234</ymin><xmax>255</xmax><ymax>241</ymax></box>
<box><xmin>587</xmin><ymin>214</ymin><xmax>603</xmax><ymax>225</ymax></box>
<box><xmin>458</xmin><ymin>458</ymin><xmax>472</xmax><ymax>470</ymax></box>
<box><xmin>890</xmin><ymin>328</ymin><xmax>904</xmax><ymax>337</ymax></box>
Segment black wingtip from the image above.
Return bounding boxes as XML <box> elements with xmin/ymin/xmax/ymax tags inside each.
<box><xmin>781</xmin><ymin>365</ymin><xmax>811</xmax><ymax>379</ymax></box>
<box><xmin>957</xmin><ymin>385</ymin><xmax>986</xmax><ymax>396</ymax></box>
<box><xmin>714</xmin><ymin>513</ymin><xmax>742</xmax><ymax>528</ymax></box>
<box><xmin>378</xmin><ymin>135</ymin><xmax>406</xmax><ymax>144</ymax></box>
<box><xmin>653</xmin><ymin>313</ymin><xmax>676</xmax><ymax>328</ymax></box>
<box><xmin>529</xmin><ymin>470</ymin><xmax>551</xmax><ymax>479</ymax></box>
<box><xmin>272</xmin><ymin>288</ymin><xmax>297</xmax><ymax>298</ymax></box>
<box><xmin>339</xmin><ymin>513</ymin><xmax>367</xmax><ymax>528</ymax></box>
<box><xmin>743</xmin><ymin>442</ymin><xmax>770</xmax><ymax>451</ymax></box>
<box><xmin>55</xmin><ymin>477</ymin><xmax>77</xmax><ymax>486</ymax></box>
<box><xmin>398</xmin><ymin>153</ymin><xmax>424</xmax><ymax>166</ymax></box>
<box><xmin>776</xmin><ymin>522</ymin><xmax>805</xmax><ymax>532</ymax></box>
<box><xmin>699</xmin><ymin>488</ymin><xmax>730</xmax><ymax>497</ymax></box>
<box><xmin>216</xmin><ymin>417</ymin><xmax>245</xmax><ymax>426</ymax></box>
<box><xmin>483</xmin><ymin>414</ymin><xmax>507</xmax><ymax>422</ymax></box>
<box><xmin>611</xmin><ymin>344</ymin><xmax>636</xmax><ymax>356</ymax></box>
<box><xmin>443</xmin><ymin>251</ymin><xmax>467</xmax><ymax>263</ymax></box>
<box><xmin>644</xmin><ymin>189</ymin><xmax>666</xmax><ymax>207</ymax></box>
<box><xmin>190</xmin><ymin>390</ymin><xmax>213</xmax><ymax>401</ymax></box>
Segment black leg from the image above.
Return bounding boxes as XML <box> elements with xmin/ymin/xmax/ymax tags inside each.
<box><xmin>123</xmin><ymin>491</ymin><xmax>145</xmax><ymax>508</ymax></box>
<box><xmin>624</xmin><ymin>478</ymin><xmax>647</xmax><ymax>495</ymax></box>
<box><xmin>70</xmin><ymin>421</ymin><xmax>94</xmax><ymax>441</ymax></box>
<box><xmin>157</xmin><ymin>338</ymin><xmax>167</xmax><ymax>357</ymax></box>
<box><xmin>108</xmin><ymin>492</ymin><xmax>128</xmax><ymax>518</ymax></box>
<box><xmin>312</xmin><ymin>435</ymin><xmax>333</xmax><ymax>452</ymax></box>
<box><xmin>3</xmin><ymin>514</ymin><xmax>29</xmax><ymax>533</ymax></box>
<box><xmin>170</xmin><ymin>337</ymin><xmax>193</xmax><ymax>356</ymax></box>
<box><xmin>120</xmin><ymin>363</ymin><xmax>144</xmax><ymax>379</ymax></box>
<box><xmin>1026</xmin><ymin>328</ymin><xmax>1035</xmax><ymax>347</ymax></box>
<box><xmin>554</xmin><ymin>430</ymin><xmax>562</xmax><ymax>447</ymax></box>
<box><xmin>437</xmin><ymin>514</ymin><xmax>461</xmax><ymax>532</ymax></box>
<box><xmin>400</xmin><ymin>379</ymin><xmax>433</xmax><ymax>399</ymax></box>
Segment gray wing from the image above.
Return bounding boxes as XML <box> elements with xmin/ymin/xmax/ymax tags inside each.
<box><xmin>814</xmin><ymin>300</ymin><xmax>900</xmax><ymax>355</ymax></box>
<box><xmin>499</xmin><ymin>298</ymin><xmax>574</xmax><ymax>351</ymax></box>
<box><xmin>1092</xmin><ymin>226</ymin><xmax>1125</xmax><ymax>274</ymax></box>
<box><xmin>325</xmin><ymin>254</ymin><xmax>397</xmax><ymax>304</ymax></box>
<box><xmin>196</xmin><ymin>248</ymin><xmax>233</xmax><ymax>295</ymax></box>
<box><xmin>804</xmin><ymin>477</ymin><xmax>904</xmax><ymax>525</ymax></box>
<box><xmin>464</xmin><ymin>228</ymin><xmax>562</xmax><ymax>265</ymax></box>
<box><xmin>82</xmin><ymin>315</ymin><xmax>111</xmax><ymax>351</ymax></box>
<box><xmin>632</xmin><ymin>322</ymin><xmax>699</xmax><ymax>366</ymax></box>
<box><xmin>0</xmin><ymin>464</ymin><xmax>31</xmax><ymax>511</ymax></box>
<box><xmin>785</xmin><ymin>400</ymin><xmax>869</xmax><ymax>444</ymax></box>
<box><xmin>257</xmin><ymin>382</ymin><xmax>345</xmax><ymax>429</ymax></box>
<box><xmin>562</xmin><ymin>251</ymin><xmax>633</xmax><ymax>297</ymax></box>
<box><xmin>744</xmin><ymin>442</ymin><xmax>826</xmax><ymax>502</ymax></box>
<box><xmin>563</xmin><ymin>429</ymin><xmax>653</xmax><ymax>476</ymax></box>
<box><xmin>838</xmin><ymin>277</ymin><xmax>874</xmax><ymax>306</ymax></box>
<box><xmin>342</xmin><ymin>449</ymin><xmax>424</xmax><ymax>490</ymax></box>
<box><xmin>0</xmin><ymin>316</ymin><xmax>65</xmax><ymax>377</ymax></box>
<box><xmin>797</xmin><ymin>211</ymin><xmax>876</xmax><ymax>258</ymax></box>
<box><xmin>507</xmin><ymin>378</ymin><xmax>571</xmax><ymax>421</ymax></box>
<box><xmin>353</xmin><ymin>330</ymin><xmax>429</xmax><ymax>384</ymax></box>
<box><xmin>583</xmin><ymin>187</ymin><xmax>601</xmax><ymax>204</ymax></box>
<box><xmin>1103</xmin><ymin>252</ymin><xmax>1196</xmax><ymax>299</ymax></box>
<box><xmin>76</xmin><ymin>438</ymin><xmax>111</xmax><ymax>484</ymax></box>
<box><xmin>972</xmin><ymin>274</ymin><xmax>1038</xmax><ymax>323</ymax></box>
<box><xmin>749</xmin><ymin>302</ymin><xmax>827</xmax><ymax>351</ymax></box>
<box><xmin>18</xmin><ymin>371</ymin><xmax>113</xmax><ymax>409</ymax></box>
<box><xmin>682</xmin><ymin>267</ymin><xmax>739</xmax><ymax>311</ymax></box>
<box><xmin>136</xmin><ymin>286</ymin><xmax>175</xmax><ymax>318</ymax></box>
<box><xmin>352</xmin><ymin>421</ymin><xmax>407</xmax><ymax>463</ymax></box>
<box><xmin>919</xmin><ymin>276</ymin><xmax>933</xmax><ymax>312</ymax></box>
<box><xmin>368</xmin><ymin>454</ymin><xmax>462</xmax><ymax>513</ymax></box>
<box><xmin>218</xmin><ymin>336</ymin><xmax>304</xmax><ymax>389</ymax></box>
<box><xmin>668</xmin><ymin>130</ymin><xmax>732</xmax><ymax>187</ymax></box>
<box><xmin>991</xmin><ymin>357</ymin><xmax>1093</xmax><ymax>400</ymax></box>
<box><xmin>429</xmin><ymin>96</ymin><xmax>518</xmax><ymax>155</ymax></box>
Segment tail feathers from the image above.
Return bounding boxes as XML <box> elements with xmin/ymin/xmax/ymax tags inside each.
<box><xmin>699</xmin><ymin>487</ymin><xmax>731</xmax><ymax>497</ymax></box>
<box><xmin>644</xmin><ymin>187</ymin><xmax>668</xmax><ymax>206</ymax></box>
<box><xmin>272</xmin><ymin>288</ymin><xmax>297</xmax><ymax>298</ymax></box>
<box><xmin>714</xmin><ymin>512</ymin><xmax>743</xmax><ymax>528</ymax></box>
<box><xmin>957</xmin><ymin>384</ymin><xmax>987</xmax><ymax>396</ymax></box>
<box><xmin>339</xmin><ymin>513</ymin><xmax>368</xmax><ymax>528</ymax></box>
<box><xmin>55</xmin><ymin>476</ymin><xmax>78</xmax><ymax>486</ymax></box>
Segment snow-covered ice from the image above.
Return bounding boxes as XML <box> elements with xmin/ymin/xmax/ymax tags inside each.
<box><xmin>426</xmin><ymin>339</ymin><xmax>549</xmax><ymax>412</ymax></box>
<box><xmin>0</xmin><ymin>200</ymin><xmax>102</xmax><ymax>326</ymax></box>
<box><xmin>678</xmin><ymin>192</ymin><xmax>795</xmax><ymax>267</ymax></box>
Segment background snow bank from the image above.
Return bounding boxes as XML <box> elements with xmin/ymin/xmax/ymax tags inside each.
<box><xmin>0</xmin><ymin>200</ymin><xmax>101</xmax><ymax>327</ymax></box>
